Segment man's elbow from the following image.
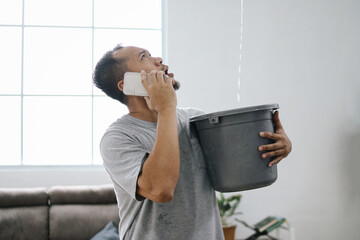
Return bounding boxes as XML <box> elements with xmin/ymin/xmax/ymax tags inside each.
<box><xmin>154</xmin><ymin>173</ymin><xmax>179</xmax><ymax>202</ymax></box>
<box><xmin>155</xmin><ymin>190</ymin><xmax>174</xmax><ymax>203</ymax></box>
<box><xmin>150</xmin><ymin>184</ymin><xmax>176</xmax><ymax>203</ymax></box>
<box><xmin>137</xmin><ymin>184</ymin><xmax>176</xmax><ymax>203</ymax></box>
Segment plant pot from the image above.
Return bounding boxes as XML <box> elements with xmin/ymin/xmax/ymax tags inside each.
<box><xmin>223</xmin><ymin>225</ymin><xmax>236</xmax><ymax>240</ymax></box>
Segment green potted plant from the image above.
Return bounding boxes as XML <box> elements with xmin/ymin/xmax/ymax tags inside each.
<box><xmin>217</xmin><ymin>192</ymin><xmax>242</xmax><ymax>240</ymax></box>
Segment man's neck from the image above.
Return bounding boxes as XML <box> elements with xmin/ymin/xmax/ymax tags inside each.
<box><xmin>128</xmin><ymin>110</ymin><xmax>158</xmax><ymax>122</ymax></box>
<box><xmin>127</xmin><ymin>97</ymin><xmax>158</xmax><ymax>122</ymax></box>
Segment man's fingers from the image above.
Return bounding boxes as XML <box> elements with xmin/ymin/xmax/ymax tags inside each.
<box><xmin>261</xmin><ymin>148</ymin><xmax>286</xmax><ymax>159</ymax></box>
<box><xmin>166</xmin><ymin>77</ymin><xmax>175</xmax><ymax>88</ymax></box>
<box><xmin>259</xmin><ymin>131</ymin><xmax>281</xmax><ymax>140</ymax></box>
<box><xmin>141</xmin><ymin>70</ymin><xmax>149</xmax><ymax>88</ymax></box>
<box><xmin>261</xmin><ymin>149</ymin><xmax>287</xmax><ymax>167</ymax></box>
<box><xmin>258</xmin><ymin>142</ymin><xmax>282</xmax><ymax>152</ymax></box>
<box><xmin>149</xmin><ymin>70</ymin><xmax>159</xmax><ymax>84</ymax></box>
<box><xmin>157</xmin><ymin>71</ymin><xmax>166</xmax><ymax>86</ymax></box>
<box><xmin>143</xmin><ymin>70</ymin><xmax>169</xmax><ymax>89</ymax></box>
<box><xmin>268</xmin><ymin>156</ymin><xmax>283</xmax><ymax>167</ymax></box>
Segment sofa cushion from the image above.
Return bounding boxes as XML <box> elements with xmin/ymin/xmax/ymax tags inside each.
<box><xmin>49</xmin><ymin>204</ymin><xmax>119</xmax><ymax>240</ymax></box>
<box><xmin>90</xmin><ymin>221</ymin><xmax>119</xmax><ymax>240</ymax></box>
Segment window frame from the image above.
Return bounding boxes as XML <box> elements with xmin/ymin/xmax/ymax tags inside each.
<box><xmin>0</xmin><ymin>0</ymin><xmax>166</xmax><ymax>167</ymax></box>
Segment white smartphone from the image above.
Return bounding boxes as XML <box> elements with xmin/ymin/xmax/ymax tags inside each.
<box><xmin>123</xmin><ymin>72</ymin><xmax>149</xmax><ymax>96</ymax></box>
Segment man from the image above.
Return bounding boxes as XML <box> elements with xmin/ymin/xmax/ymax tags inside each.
<box><xmin>93</xmin><ymin>44</ymin><xmax>292</xmax><ymax>240</ymax></box>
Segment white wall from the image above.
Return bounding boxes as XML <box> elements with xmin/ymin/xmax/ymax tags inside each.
<box><xmin>1</xmin><ymin>0</ymin><xmax>359</xmax><ymax>239</ymax></box>
<box><xmin>168</xmin><ymin>0</ymin><xmax>360</xmax><ymax>239</ymax></box>
<box><xmin>0</xmin><ymin>166</ymin><xmax>111</xmax><ymax>188</ymax></box>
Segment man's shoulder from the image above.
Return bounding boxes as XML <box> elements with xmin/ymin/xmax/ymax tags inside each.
<box><xmin>106</xmin><ymin>114</ymin><xmax>156</xmax><ymax>132</ymax></box>
<box><xmin>103</xmin><ymin>115</ymin><xmax>128</xmax><ymax>133</ymax></box>
<box><xmin>177</xmin><ymin>107</ymin><xmax>205</xmax><ymax>119</ymax></box>
<box><xmin>101</xmin><ymin>115</ymin><xmax>138</xmax><ymax>142</ymax></box>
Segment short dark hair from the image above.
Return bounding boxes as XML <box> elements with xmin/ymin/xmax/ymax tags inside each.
<box><xmin>92</xmin><ymin>44</ymin><xmax>128</xmax><ymax>104</ymax></box>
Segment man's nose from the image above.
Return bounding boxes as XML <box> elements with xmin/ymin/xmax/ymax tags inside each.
<box><xmin>155</xmin><ymin>57</ymin><xmax>163</xmax><ymax>66</ymax></box>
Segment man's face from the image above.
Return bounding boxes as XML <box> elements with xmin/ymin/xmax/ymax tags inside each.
<box><xmin>113</xmin><ymin>46</ymin><xmax>170</xmax><ymax>75</ymax></box>
<box><xmin>114</xmin><ymin>46</ymin><xmax>179</xmax><ymax>89</ymax></box>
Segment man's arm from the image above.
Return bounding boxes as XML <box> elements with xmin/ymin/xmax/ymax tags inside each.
<box><xmin>137</xmin><ymin>70</ymin><xmax>180</xmax><ymax>203</ymax></box>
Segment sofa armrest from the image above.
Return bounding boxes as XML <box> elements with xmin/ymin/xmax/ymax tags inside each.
<box><xmin>0</xmin><ymin>187</ymin><xmax>48</xmax><ymax>207</ymax></box>
<box><xmin>0</xmin><ymin>187</ymin><xmax>49</xmax><ymax>240</ymax></box>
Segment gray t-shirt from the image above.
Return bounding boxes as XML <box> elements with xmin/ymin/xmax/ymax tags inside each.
<box><xmin>100</xmin><ymin>108</ymin><xmax>224</xmax><ymax>240</ymax></box>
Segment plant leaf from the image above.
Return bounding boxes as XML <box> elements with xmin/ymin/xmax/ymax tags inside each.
<box><xmin>235</xmin><ymin>218</ymin><xmax>255</xmax><ymax>230</ymax></box>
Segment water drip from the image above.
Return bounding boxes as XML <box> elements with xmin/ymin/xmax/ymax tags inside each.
<box><xmin>237</xmin><ymin>0</ymin><xmax>244</xmax><ymax>104</ymax></box>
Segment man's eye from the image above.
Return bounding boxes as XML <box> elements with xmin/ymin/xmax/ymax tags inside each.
<box><xmin>141</xmin><ymin>55</ymin><xmax>146</xmax><ymax>59</ymax></box>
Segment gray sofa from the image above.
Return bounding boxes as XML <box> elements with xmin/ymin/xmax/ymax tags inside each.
<box><xmin>0</xmin><ymin>184</ymin><xmax>120</xmax><ymax>240</ymax></box>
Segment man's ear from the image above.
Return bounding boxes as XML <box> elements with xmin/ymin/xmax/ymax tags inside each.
<box><xmin>117</xmin><ymin>79</ymin><xmax>124</xmax><ymax>91</ymax></box>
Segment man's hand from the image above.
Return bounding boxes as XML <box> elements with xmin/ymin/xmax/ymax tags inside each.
<box><xmin>258</xmin><ymin>111</ymin><xmax>292</xmax><ymax>167</ymax></box>
<box><xmin>141</xmin><ymin>70</ymin><xmax>177</xmax><ymax>113</ymax></box>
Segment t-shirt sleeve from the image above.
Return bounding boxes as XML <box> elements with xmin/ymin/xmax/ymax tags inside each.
<box><xmin>100</xmin><ymin>131</ymin><xmax>148</xmax><ymax>201</ymax></box>
<box><xmin>183</xmin><ymin>107</ymin><xmax>206</xmax><ymax>118</ymax></box>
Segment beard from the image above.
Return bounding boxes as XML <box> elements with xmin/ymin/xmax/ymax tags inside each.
<box><xmin>164</xmin><ymin>69</ymin><xmax>180</xmax><ymax>91</ymax></box>
<box><xmin>172</xmin><ymin>80</ymin><xmax>180</xmax><ymax>91</ymax></box>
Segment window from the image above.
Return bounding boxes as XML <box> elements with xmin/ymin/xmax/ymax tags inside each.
<box><xmin>0</xmin><ymin>0</ymin><xmax>163</xmax><ymax>166</ymax></box>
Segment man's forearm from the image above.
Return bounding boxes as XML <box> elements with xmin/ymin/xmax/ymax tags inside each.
<box><xmin>137</xmin><ymin>108</ymin><xmax>180</xmax><ymax>202</ymax></box>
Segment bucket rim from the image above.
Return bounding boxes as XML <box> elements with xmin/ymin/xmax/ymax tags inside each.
<box><xmin>189</xmin><ymin>103</ymin><xmax>279</xmax><ymax>123</ymax></box>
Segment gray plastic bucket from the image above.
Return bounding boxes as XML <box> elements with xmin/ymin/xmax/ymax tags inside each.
<box><xmin>189</xmin><ymin>104</ymin><xmax>279</xmax><ymax>192</ymax></box>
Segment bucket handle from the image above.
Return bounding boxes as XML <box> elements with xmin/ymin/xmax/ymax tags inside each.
<box><xmin>208</xmin><ymin>115</ymin><xmax>219</xmax><ymax>124</ymax></box>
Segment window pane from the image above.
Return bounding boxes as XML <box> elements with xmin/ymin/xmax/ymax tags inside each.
<box><xmin>23</xmin><ymin>96</ymin><xmax>92</xmax><ymax>165</ymax></box>
<box><xmin>0</xmin><ymin>0</ymin><xmax>22</xmax><ymax>25</ymax></box>
<box><xmin>94</xmin><ymin>29</ymin><xmax>162</xmax><ymax>63</ymax></box>
<box><xmin>0</xmin><ymin>27</ymin><xmax>22</xmax><ymax>94</ymax></box>
<box><xmin>0</xmin><ymin>97</ymin><xmax>21</xmax><ymax>165</ymax></box>
<box><xmin>94</xmin><ymin>0</ymin><xmax>161</xmax><ymax>29</ymax></box>
<box><xmin>93</xmin><ymin>29</ymin><xmax>162</xmax><ymax>95</ymax></box>
<box><xmin>93</xmin><ymin>96</ymin><xmax>128</xmax><ymax>164</ymax></box>
<box><xmin>24</xmin><ymin>0</ymin><xmax>92</xmax><ymax>26</ymax></box>
<box><xmin>23</xmin><ymin>27</ymin><xmax>92</xmax><ymax>95</ymax></box>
